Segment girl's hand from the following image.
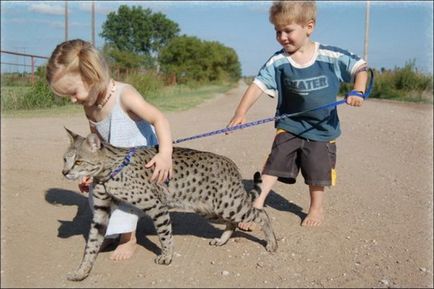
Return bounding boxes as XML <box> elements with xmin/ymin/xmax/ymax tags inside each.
<box><xmin>79</xmin><ymin>176</ymin><xmax>93</xmax><ymax>193</ymax></box>
<box><xmin>145</xmin><ymin>153</ymin><xmax>173</xmax><ymax>184</ymax></box>
<box><xmin>346</xmin><ymin>95</ymin><xmax>364</xmax><ymax>107</ymax></box>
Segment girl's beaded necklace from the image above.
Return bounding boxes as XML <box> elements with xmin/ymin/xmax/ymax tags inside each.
<box><xmin>96</xmin><ymin>79</ymin><xmax>116</xmax><ymax>110</ymax></box>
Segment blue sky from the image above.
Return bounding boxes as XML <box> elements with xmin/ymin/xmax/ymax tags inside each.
<box><xmin>1</xmin><ymin>1</ymin><xmax>433</xmax><ymax>76</ymax></box>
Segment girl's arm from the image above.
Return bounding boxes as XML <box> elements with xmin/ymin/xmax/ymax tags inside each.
<box><xmin>121</xmin><ymin>85</ymin><xmax>173</xmax><ymax>184</ymax></box>
<box><xmin>78</xmin><ymin>123</ymin><xmax>99</xmax><ymax>193</ymax></box>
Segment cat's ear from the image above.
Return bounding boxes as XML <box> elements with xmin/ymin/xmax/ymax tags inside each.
<box><xmin>65</xmin><ymin>127</ymin><xmax>79</xmax><ymax>144</ymax></box>
<box><xmin>86</xmin><ymin>133</ymin><xmax>101</xmax><ymax>152</ymax></box>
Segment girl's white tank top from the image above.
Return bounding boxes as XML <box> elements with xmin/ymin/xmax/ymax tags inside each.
<box><xmin>89</xmin><ymin>83</ymin><xmax>158</xmax><ymax>148</ymax></box>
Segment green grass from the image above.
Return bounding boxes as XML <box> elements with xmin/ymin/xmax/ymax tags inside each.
<box><xmin>124</xmin><ymin>70</ymin><xmax>237</xmax><ymax>111</ymax></box>
<box><xmin>1</xmin><ymin>68</ymin><xmax>238</xmax><ymax>117</ymax></box>
<box><xmin>1</xmin><ymin>86</ymin><xmax>32</xmax><ymax>110</ymax></box>
<box><xmin>145</xmin><ymin>83</ymin><xmax>236</xmax><ymax>111</ymax></box>
<box><xmin>1</xmin><ymin>103</ymin><xmax>83</xmax><ymax>118</ymax></box>
<box><xmin>339</xmin><ymin>60</ymin><xmax>433</xmax><ymax>104</ymax></box>
<box><xmin>1</xmin><ymin>83</ymin><xmax>236</xmax><ymax>118</ymax></box>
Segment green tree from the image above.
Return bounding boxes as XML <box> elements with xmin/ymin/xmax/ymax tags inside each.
<box><xmin>100</xmin><ymin>5</ymin><xmax>180</xmax><ymax>63</ymax></box>
<box><xmin>159</xmin><ymin>35</ymin><xmax>203</xmax><ymax>83</ymax></box>
<box><xmin>159</xmin><ymin>35</ymin><xmax>241</xmax><ymax>84</ymax></box>
<box><xmin>102</xmin><ymin>44</ymin><xmax>153</xmax><ymax>76</ymax></box>
<box><xmin>205</xmin><ymin>41</ymin><xmax>241</xmax><ymax>81</ymax></box>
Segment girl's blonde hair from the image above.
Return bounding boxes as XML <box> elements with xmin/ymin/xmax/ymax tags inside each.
<box><xmin>269</xmin><ymin>1</ymin><xmax>316</xmax><ymax>28</ymax></box>
<box><xmin>46</xmin><ymin>39</ymin><xmax>110</xmax><ymax>98</ymax></box>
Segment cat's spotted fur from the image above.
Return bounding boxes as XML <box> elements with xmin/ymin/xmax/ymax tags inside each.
<box><xmin>62</xmin><ymin>128</ymin><xmax>277</xmax><ymax>281</ymax></box>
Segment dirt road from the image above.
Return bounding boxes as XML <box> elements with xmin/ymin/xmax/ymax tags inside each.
<box><xmin>1</xmin><ymin>82</ymin><xmax>433</xmax><ymax>288</ymax></box>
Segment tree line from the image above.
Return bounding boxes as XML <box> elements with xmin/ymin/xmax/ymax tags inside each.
<box><xmin>100</xmin><ymin>5</ymin><xmax>241</xmax><ymax>84</ymax></box>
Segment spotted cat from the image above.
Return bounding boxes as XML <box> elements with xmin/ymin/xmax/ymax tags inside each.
<box><xmin>61</xmin><ymin>128</ymin><xmax>277</xmax><ymax>281</ymax></box>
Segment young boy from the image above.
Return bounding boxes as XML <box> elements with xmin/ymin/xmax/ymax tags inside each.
<box><xmin>227</xmin><ymin>0</ymin><xmax>368</xmax><ymax>228</ymax></box>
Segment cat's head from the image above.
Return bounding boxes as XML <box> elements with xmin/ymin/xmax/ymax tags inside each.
<box><xmin>62</xmin><ymin>128</ymin><xmax>104</xmax><ymax>180</ymax></box>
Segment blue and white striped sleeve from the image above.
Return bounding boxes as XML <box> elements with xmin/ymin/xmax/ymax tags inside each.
<box><xmin>253</xmin><ymin>53</ymin><xmax>281</xmax><ymax>98</ymax></box>
<box><xmin>319</xmin><ymin>45</ymin><xmax>367</xmax><ymax>83</ymax></box>
<box><xmin>336</xmin><ymin>49</ymin><xmax>367</xmax><ymax>83</ymax></box>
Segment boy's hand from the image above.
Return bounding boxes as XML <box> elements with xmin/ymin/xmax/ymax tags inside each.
<box><xmin>226</xmin><ymin>114</ymin><xmax>247</xmax><ymax>134</ymax></box>
<box><xmin>79</xmin><ymin>176</ymin><xmax>93</xmax><ymax>193</ymax></box>
<box><xmin>346</xmin><ymin>95</ymin><xmax>364</xmax><ymax>107</ymax></box>
<box><xmin>227</xmin><ymin>114</ymin><xmax>246</xmax><ymax>127</ymax></box>
<box><xmin>145</xmin><ymin>153</ymin><xmax>173</xmax><ymax>184</ymax></box>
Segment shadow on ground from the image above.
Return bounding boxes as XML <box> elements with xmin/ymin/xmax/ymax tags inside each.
<box><xmin>44</xmin><ymin>185</ymin><xmax>288</xmax><ymax>256</ymax></box>
<box><xmin>242</xmin><ymin>179</ymin><xmax>307</xmax><ymax>222</ymax></box>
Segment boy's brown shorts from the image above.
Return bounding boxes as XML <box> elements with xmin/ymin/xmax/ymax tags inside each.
<box><xmin>262</xmin><ymin>129</ymin><xmax>337</xmax><ymax>186</ymax></box>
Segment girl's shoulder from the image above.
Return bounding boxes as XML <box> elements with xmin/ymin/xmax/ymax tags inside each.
<box><xmin>116</xmin><ymin>81</ymin><xmax>141</xmax><ymax>98</ymax></box>
<box><xmin>116</xmin><ymin>81</ymin><xmax>143</xmax><ymax>107</ymax></box>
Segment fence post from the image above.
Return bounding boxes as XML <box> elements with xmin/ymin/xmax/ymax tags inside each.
<box><xmin>31</xmin><ymin>56</ymin><xmax>35</xmax><ymax>84</ymax></box>
<box><xmin>1</xmin><ymin>50</ymin><xmax>49</xmax><ymax>84</ymax></box>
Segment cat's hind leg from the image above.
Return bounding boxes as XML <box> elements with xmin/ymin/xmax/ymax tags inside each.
<box><xmin>232</xmin><ymin>205</ymin><xmax>278</xmax><ymax>252</ymax></box>
<box><xmin>209</xmin><ymin>222</ymin><xmax>236</xmax><ymax>246</ymax></box>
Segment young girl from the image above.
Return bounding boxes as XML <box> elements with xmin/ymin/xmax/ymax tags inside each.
<box><xmin>46</xmin><ymin>39</ymin><xmax>173</xmax><ymax>261</ymax></box>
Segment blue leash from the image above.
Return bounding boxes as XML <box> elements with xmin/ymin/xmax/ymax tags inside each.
<box><xmin>110</xmin><ymin>147</ymin><xmax>137</xmax><ymax>178</ymax></box>
<box><xmin>173</xmin><ymin>69</ymin><xmax>374</xmax><ymax>144</ymax></box>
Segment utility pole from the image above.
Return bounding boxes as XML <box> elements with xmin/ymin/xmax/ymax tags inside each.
<box><xmin>65</xmin><ymin>1</ymin><xmax>69</xmax><ymax>41</ymax></box>
<box><xmin>363</xmin><ymin>1</ymin><xmax>370</xmax><ymax>62</ymax></box>
<box><xmin>91</xmin><ymin>1</ymin><xmax>96</xmax><ymax>46</ymax></box>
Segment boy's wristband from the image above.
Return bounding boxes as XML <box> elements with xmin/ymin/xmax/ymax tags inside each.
<box><xmin>346</xmin><ymin>90</ymin><xmax>366</xmax><ymax>99</ymax></box>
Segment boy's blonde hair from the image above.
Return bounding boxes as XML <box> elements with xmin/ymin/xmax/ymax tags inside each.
<box><xmin>269</xmin><ymin>1</ymin><xmax>316</xmax><ymax>28</ymax></box>
<box><xmin>46</xmin><ymin>39</ymin><xmax>110</xmax><ymax>98</ymax></box>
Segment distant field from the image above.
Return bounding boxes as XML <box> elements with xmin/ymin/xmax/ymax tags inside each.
<box><xmin>1</xmin><ymin>86</ymin><xmax>31</xmax><ymax>110</ymax></box>
<box><xmin>145</xmin><ymin>83</ymin><xmax>236</xmax><ymax>111</ymax></box>
<box><xmin>1</xmin><ymin>83</ymin><xmax>236</xmax><ymax>118</ymax></box>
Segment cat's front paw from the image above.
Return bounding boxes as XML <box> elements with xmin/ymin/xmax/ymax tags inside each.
<box><xmin>209</xmin><ymin>238</ymin><xmax>226</xmax><ymax>246</ymax></box>
<box><xmin>66</xmin><ymin>270</ymin><xmax>89</xmax><ymax>281</ymax></box>
<box><xmin>154</xmin><ymin>254</ymin><xmax>172</xmax><ymax>265</ymax></box>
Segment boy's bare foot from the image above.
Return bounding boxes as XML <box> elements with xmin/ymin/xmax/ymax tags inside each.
<box><xmin>110</xmin><ymin>232</ymin><xmax>137</xmax><ymax>261</ymax></box>
<box><xmin>301</xmin><ymin>207</ymin><xmax>324</xmax><ymax>227</ymax></box>
<box><xmin>238</xmin><ymin>174</ymin><xmax>277</xmax><ymax>231</ymax></box>
<box><xmin>237</xmin><ymin>201</ymin><xmax>263</xmax><ymax>231</ymax></box>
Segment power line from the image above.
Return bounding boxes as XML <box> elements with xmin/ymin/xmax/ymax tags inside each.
<box><xmin>65</xmin><ymin>1</ymin><xmax>69</xmax><ymax>41</ymax></box>
<box><xmin>363</xmin><ymin>1</ymin><xmax>370</xmax><ymax>63</ymax></box>
<box><xmin>92</xmin><ymin>1</ymin><xmax>96</xmax><ymax>46</ymax></box>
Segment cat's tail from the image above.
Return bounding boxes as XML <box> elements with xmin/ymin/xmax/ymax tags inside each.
<box><xmin>248</xmin><ymin>171</ymin><xmax>262</xmax><ymax>202</ymax></box>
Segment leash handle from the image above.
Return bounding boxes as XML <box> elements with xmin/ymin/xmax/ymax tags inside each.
<box><xmin>346</xmin><ymin>90</ymin><xmax>365</xmax><ymax>98</ymax></box>
<box><xmin>345</xmin><ymin>68</ymin><xmax>375</xmax><ymax>100</ymax></box>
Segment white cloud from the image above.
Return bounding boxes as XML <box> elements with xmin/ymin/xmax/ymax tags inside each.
<box><xmin>77</xmin><ymin>2</ymin><xmax>117</xmax><ymax>15</ymax></box>
<box><xmin>28</xmin><ymin>3</ymin><xmax>64</xmax><ymax>16</ymax></box>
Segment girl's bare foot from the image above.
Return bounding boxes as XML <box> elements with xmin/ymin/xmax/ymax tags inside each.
<box><xmin>238</xmin><ymin>222</ymin><xmax>255</xmax><ymax>231</ymax></box>
<box><xmin>301</xmin><ymin>207</ymin><xmax>324</xmax><ymax>227</ymax></box>
<box><xmin>110</xmin><ymin>232</ymin><xmax>137</xmax><ymax>261</ymax></box>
